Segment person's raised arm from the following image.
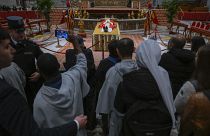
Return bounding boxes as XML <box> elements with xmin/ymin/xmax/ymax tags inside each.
<box><xmin>67</xmin><ymin>35</ymin><xmax>82</xmax><ymax>54</ymax></box>
<box><xmin>66</xmin><ymin>36</ymin><xmax>87</xmax><ymax>71</ymax></box>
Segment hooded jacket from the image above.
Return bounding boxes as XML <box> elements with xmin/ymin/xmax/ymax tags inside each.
<box><xmin>160</xmin><ymin>48</ymin><xmax>195</xmax><ymax>98</ymax></box>
<box><xmin>0</xmin><ymin>79</ymin><xmax>78</xmax><ymax>136</ymax></box>
<box><xmin>0</xmin><ymin>62</ymin><xmax>26</xmax><ymax>100</ymax></box>
<box><xmin>96</xmin><ymin>59</ymin><xmax>138</xmax><ymax>114</ymax></box>
<box><xmin>110</xmin><ymin>68</ymin><xmax>172</xmax><ymax>136</ymax></box>
<box><xmin>114</xmin><ymin>68</ymin><xmax>165</xmax><ymax>113</ymax></box>
<box><xmin>33</xmin><ymin>53</ymin><xmax>89</xmax><ymax>136</ymax></box>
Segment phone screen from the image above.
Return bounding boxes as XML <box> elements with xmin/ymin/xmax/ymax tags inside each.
<box><xmin>55</xmin><ymin>30</ymin><xmax>69</xmax><ymax>39</ymax></box>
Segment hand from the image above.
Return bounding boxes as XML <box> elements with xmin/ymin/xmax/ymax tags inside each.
<box><xmin>67</xmin><ymin>35</ymin><xmax>82</xmax><ymax>53</ymax></box>
<box><xmin>29</xmin><ymin>72</ymin><xmax>40</xmax><ymax>82</ymax></box>
<box><xmin>74</xmin><ymin>115</ymin><xmax>87</xmax><ymax>129</ymax></box>
<box><xmin>66</xmin><ymin>35</ymin><xmax>78</xmax><ymax>44</ymax></box>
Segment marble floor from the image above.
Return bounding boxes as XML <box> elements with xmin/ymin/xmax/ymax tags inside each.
<box><xmin>31</xmin><ymin>24</ymin><xmax>176</xmax><ymax>70</ymax></box>
<box><xmin>28</xmin><ymin>23</ymin><xmax>209</xmax><ymax>136</ymax></box>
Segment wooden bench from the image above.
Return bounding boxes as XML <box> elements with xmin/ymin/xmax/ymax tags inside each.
<box><xmin>27</xmin><ymin>19</ymin><xmax>48</xmax><ymax>36</ymax></box>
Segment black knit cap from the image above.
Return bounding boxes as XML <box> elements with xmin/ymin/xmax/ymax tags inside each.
<box><xmin>7</xmin><ymin>16</ymin><xmax>25</xmax><ymax>32</ymax></box>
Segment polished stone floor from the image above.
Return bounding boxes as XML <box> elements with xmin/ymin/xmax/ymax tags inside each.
<box><xmin>29</xmin><ymin>23</ymin><xmax>205</xmax><ymax>136</ymax></box>
<box><xmin>30</xmin><ymin>24</ymin><xmax>174</xmax><ymax>70</ymax></box>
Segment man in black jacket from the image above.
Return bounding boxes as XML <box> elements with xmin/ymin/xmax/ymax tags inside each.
<box><xmin>0</xmin><ymin>28</ymin><xmax>87</xmax><ymax>136</ymax></box>
<box><xmin>7</xmin><ymin>16</ymin><xmax>43</xmax><ymax>109</ymax></box>
<box><xmin>159</xmin><ymin>36</ymin><xmax>195</xmax><ymax>98</ymax></box>
<box><xmin>90</xmin><ymin>40</ymin><xmax>120</xmax><ymax>95</ymax></box>
<box><xmin>89</xmin><ymin>40</ymin><xmax>120</xmax><ymax>132</ymax></box>
<box><xmin>64</xmin><ymin>35</ymin><xmax>95</xmax><ymax>82</ymax></box>
<box><xmin>64</xmin><ymin>36</ymin><xmax>96</xmax><ymax>130</ymax></box>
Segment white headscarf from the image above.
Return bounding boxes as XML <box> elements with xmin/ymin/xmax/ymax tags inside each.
<box><xmin>136</xmin><ymin>39</ymin><xmax>176</xmax><ymax>127</ymax></box>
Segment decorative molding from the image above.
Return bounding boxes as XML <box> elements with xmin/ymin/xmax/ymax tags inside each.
<box><xmin>94</xmin><ymin>0</ymin><xmax>128</xmax><ymax>7</ymax></box>
<box><xmin>132</xmin><ymin>1</ymin><xmax>140</xmax><ymax>9</ymax></box>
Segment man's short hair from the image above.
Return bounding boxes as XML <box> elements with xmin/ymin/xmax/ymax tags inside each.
<box><xmin>191</xmin><ymin>36</ymin><xmax>206</xmax><ymax>53</ymax></box>
<box><xmin>37</xmin><ymin>53</ymin><xmax>60</xmax><ymax>77</ymax></box>
<box><xmin>0</xmin><ymin>29</ymin><xmax>11</xmax><ymax>43</ymax></box>
<box><xmin>117</xmin><ymin>38</ymin><xmax>134</xmax><ymax>57</ymax></box>
<box><xmin>168</xmin><ymin>35</ymin><xmax>186</xmax><ymax>49</ymax></box>
<box><xmin>108</xmin><ymin>40</ymin><xmax>119</xmax><ymax>58</ymax></box>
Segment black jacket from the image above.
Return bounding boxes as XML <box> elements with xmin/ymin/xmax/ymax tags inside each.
<box><xmin>159</xmin><ymin>48</ymin><xmax>195</xmax><ymax>98</ymax></box>
<box><xmin>89</xmin><ymin>57</ymin><xmax>119</xmax><ymax>92</ymax></box>
<box><xmin>114</xmin><ymin>68</ymin><xmax>167</xmax><ymax>113</ymax></box>
<box><xmin>11</xmin><ymin>40</ymin><xmax>43</xmax><ymax>77</ymax></box>
<box><xmin>64</xmin><ymin>48</ymin><xmax>95</xmax><ymax>82</ymax></box>
<box><xmin>11</xmin><ymin>39</ymin><xmax>44</xmax><ymax>109</ymax></box>
<box><xmin>0</xmin><ymin>78</ymin><xmax>77</xmax><ymax>136</ymax></box>
<box><xmin>114</xmin><ymin>68</ymin><xmax>172</xmax><ymax>136</ymax></box>
<box><xmin>83</xmin><ymin>57</ymin><xmax>119</xmax><ymax>130</ymax></box>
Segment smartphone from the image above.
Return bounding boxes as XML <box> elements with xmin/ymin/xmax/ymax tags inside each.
<box><xmin>55</xmin><ymin>29</ymin><xmax>69</xmax><ymax>39</ymax></box>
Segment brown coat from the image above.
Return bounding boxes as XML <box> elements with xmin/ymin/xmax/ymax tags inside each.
<box><xmin>180</xmin><ymin>92</ymin><xmax>210</xmax><ymax>136</ymax></box>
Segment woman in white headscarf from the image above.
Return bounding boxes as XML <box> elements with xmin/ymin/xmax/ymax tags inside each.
<box><xmin>136</xmin><ymin>39</ymin><xmax>176</xmax><ymax>125</ymax></box>
<box><xmin>112</xmin><ymin>39</ymin><xmax>176</xmax><ymax>136</ymax></box>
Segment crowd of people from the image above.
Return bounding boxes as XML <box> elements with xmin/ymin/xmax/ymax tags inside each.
<box><xmin>0</xmin><ymin>15</ymin><xmax>210</xmax><ymax>136</ymax></box>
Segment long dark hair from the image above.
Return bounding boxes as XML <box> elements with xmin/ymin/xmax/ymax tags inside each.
<box><xmin>193</xmin><ymin>44</ymin><xmax>210</xmax><ymax>90</ymax></box>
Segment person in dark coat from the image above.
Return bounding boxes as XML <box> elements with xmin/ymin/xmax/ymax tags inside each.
<box><xmin>64</xmin><ymin>35</ymin><xmax>95</xmax><ymax>83</ymax></box>
<box><xmin>0</xmin><ymin>28</ymin><xmax>87</xmax><ymax>136</ymax></box>
<box><xmin>7</xmin><ymin>16</ymin><xmax>43</xmax><ymax>109</ymax></box>
<box><xmin>96</xmin><ymin>38</ymin><xmax>137</xmax><ymax>136</ymax></box>
<box><xmin>90</xmin><ymin>40</ymin><xmax>120</xmax><ymax>94</ymax></box>
<box><xmin>191</xmin><ymin>36</ymin><xmax>206</xmax><ymax>53</ymax></box>
<box><xmin>89</xmin><ymin>40</ymin><xmax>120</xmax><ymax>132</ymax></box>
<box><xmin>113</xmin><ymin>40</ymin><xmax>175</xmax><ymax>136</ymax></box>
<box><xmin>159</xmin><ymin>36</ymin><xmax>195</xmax><ymax>98</ymax></box>
<box><xmin>63</xmin><ymin>36</ymin><xmax>95</xmax><ymax>131</ymax></box>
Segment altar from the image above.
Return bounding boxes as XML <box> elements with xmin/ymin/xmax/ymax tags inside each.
<box><xmin>92</xmin><ymin>22</ymin><xmax>120</xmax><ymax>58</ymax></box>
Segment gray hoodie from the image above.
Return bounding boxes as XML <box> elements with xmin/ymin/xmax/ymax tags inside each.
<box><xmin>96</xmin><ymin>59</ymin><xmax>138</xmax><ymax>115</ymax></box>
<box><xmin>0</xmin><ymin>62</ymin><xmax>26</xmax><ymax>100</ymax></box>
<box><xmin>33</xmin><ymin>53</ymin><xmax>89</xmax><ymax>136</ymax></box>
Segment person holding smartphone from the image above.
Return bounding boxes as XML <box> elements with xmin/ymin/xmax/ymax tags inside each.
<box><xmin>33</xmin><ymin>35</ymin><xmax>89</xmax><ymax>136</ymax></box>
<box><xmin>0</xmin><ymin>29</ymin><xmax>87</xmax><ymax>136</ymax></box>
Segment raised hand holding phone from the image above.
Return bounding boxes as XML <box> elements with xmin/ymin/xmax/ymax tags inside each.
<box><xmin>55</xmin><ymin>29</ymin><xmax>69</xmax><ymax>39</ymax></box>
<box><xmin>66</xmin><ymin>35</ymin><xmax>82</xmax><ymax>54</ymax></box>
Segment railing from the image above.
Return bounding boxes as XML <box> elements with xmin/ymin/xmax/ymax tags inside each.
<box><xmin>73</xmin><ymin>18</ymin><xmax>146</xmax><ymax>31</ymax></box>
